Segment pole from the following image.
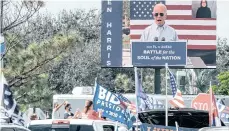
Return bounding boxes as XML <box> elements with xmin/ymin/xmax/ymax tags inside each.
<box><xmin>175</xmin><ymin>121</ymin><xmax>179</xmax><ymax>131</ymax></box>
<box><xmin>155</xmin><ymin>68</ymin><xmax>161</xmax><ymax>94</ymax></box>
<box><xmin>114</xmin><ymin>121</ymin><xmax>118</xmax><ymax>131</ymax></box>
<box><xmin>0</xmin><ymin>0</ymin><xmax>4</xmax><ymax>72</ymax></box>
<box><xmin>209</xmin><ymin>81</ymin><xmax>212</xmax><ymax>127</ymax></box>
<box><xmin>165</xmin><ymin>63</ymin><xmax>168</xmax><ymax>126</ymax></box>
<box><xmin>0</xmin><ymin>0</ymin><xmax>3</xmax><ymax>33</ymax></box>
<box><xmin>140</xmin><ymin>68</ymin><xmax>143</xmax><ymax>83</ymax></box>
<box><xmin>176</xmin><ymin>71</ymin><xmax>179</xmax><ymax>88</ymax></box>
<box><xmin>0</xmin><ymin>0</ymin><xmax>4</xmax><ymax>108</ymax></box>
<box><xmin>134</xmin><ymin>67</ymin><xmax>139</xmax><ymax>131</ymax></box>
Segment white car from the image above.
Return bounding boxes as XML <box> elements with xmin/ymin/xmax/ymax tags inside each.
<box><xmin>27</xmin><ymin>119</ymin><xmax>128</xmax><ymax>131</ymax></box>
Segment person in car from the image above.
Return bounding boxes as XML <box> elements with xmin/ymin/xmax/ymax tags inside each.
<box><xmin>82</xmin><ymin>100</ymin><xmax>104</xmax><ymax>120</ymax></box>
<box><xmin>52</xmin><ymin>101</ymin><xmax>67</xmax><ymax>119</ymax></box>
<box><xmin>64</xmin><ymin>103</ymin><xmax>81</xmax><ymax>119</ymax></box>
<box><xmin>30</xmin><ymin>114</ymin><xmax>38</xmax><ymax>120</ymax></box>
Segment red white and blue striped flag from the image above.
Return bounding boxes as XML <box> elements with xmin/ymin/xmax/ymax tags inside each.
<box><xmin>167</xmin><ymin>67</ymin><xmax>185</xmax><ymax>108</ymax></box>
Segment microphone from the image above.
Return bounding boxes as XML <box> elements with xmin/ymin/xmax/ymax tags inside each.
<box><xmin>154</xmin><ymin>37</ymin><xmax>158</xmax><ymax>41</ymax></box>
<box><xmin>161</xmin><ymin>37</ymin><xmax>165</xmax><ymax>41</ymax></box>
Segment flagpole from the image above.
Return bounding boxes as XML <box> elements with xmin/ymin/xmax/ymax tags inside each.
<box><xmin>175</xmin><ymin>121</ymin><xmax>179</xmax><ymax>131</ymax></box>
<box><xmin>140</xmin><ymin>68</ymin><xmax>143</xmax><ymax>83</ymax></box>
<box><xmin>165</xmin><ymin>63</ymin><xmax>168</xmax><ymax>126</ymax></box>
<box><xmin>134</xmin><ymin>67</ymin><xmax>139</xmax><ymax>131</ymax></box>
<box><xmin>114</xmin><ymin>121</ymin><xmax>118</xmax><ymax>131</ymax></box>
<box><xmin>210</xmin><ymin>81</ymin><xmax>212</xmax><ymax>127</ymax></box>
<box><xmin>0</xmin><ymin>0</ymin><xmax>4</xmax><ymax>107</ymax></box>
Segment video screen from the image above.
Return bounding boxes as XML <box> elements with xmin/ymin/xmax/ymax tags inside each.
<box><xmin>101</xmin><ymin>0</ymin><xmax>216</xmax><ymax>68</ymax></box>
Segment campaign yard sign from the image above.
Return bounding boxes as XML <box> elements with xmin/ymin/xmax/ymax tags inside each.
<box><xmin>93</xmin><ymin>83</ymin><xmax>136</xmax><ymax>129</ymax></box>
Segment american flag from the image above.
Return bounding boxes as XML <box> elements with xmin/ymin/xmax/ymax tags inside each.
<box><xmin>116</xmin><ymin>93</ymin><xmax>137</xmax><ymax>114</ymax></box>
<box><xmin>124</xmin><ymin>102</ymin><xmax>137</xmax><ymax>114</ymax></box>
<box><xmin>169</xmin><ymin>89</ymin><xmax>185</xmax><ymax>108</ymax></box>
<box><xmin>167</xmin><ymin>68</ymin><xmax>185</xmax><ymax>108</ymax></box>
<box><xmin>116</xmin><ymin>93</ymin><xmax>132</xmax><ymax>104</ymax></box>
<box><xmin>168</xmin><ymin>68</ymin><xmax>177</xmax><ymax>97</ymax></box>
<box><xmin>129</xmin><ymin>0</ymin><xmax>216</xmax><ymax>50</ymax></box>
<box><xmin>0</xmin><ymin>74</ymin><xmax>25</xmax><ymax>126</ymax></box>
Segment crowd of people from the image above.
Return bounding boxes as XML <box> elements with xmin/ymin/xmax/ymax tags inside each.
<box><xmin>52</xmin><ymin>100</ymin><xmax>106</xmax><ymax>120</ymax></box>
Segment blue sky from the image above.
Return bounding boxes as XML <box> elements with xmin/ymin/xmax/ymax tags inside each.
<box><xmin>41</xmin><ymin>0</ymin><xmax>229</xmax><ymax>40</ymax></box>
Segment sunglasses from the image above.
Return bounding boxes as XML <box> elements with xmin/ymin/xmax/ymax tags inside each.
<box><xmin>154</xmin><ymin>13</ymin><xmax>164</xmax><ymax>17</ymax></box>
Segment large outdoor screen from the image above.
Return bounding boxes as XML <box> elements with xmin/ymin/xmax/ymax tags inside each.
<box><xmin>101</xmin><ymin>0</ymin><xmax>216</xmax><ymax>68</ymax></box>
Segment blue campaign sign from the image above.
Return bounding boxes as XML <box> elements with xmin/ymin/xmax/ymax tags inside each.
<box><xmin>101</xmin><ymin>0</ymin><xmax>123</xmax><ymax>67</ymax></box>
<box><xmin>131</xmin><ymin>42</ymin><xmax>187</xmax><ymax>67</ymax></box>
<box><xmin>140</xmin><ymin>123</ymin><xmax>199</xmax><ymax>131</ymax></box>
<box><xmin>93</xmin><ymin>82</ymin><xmax>136</xmax><ymax>129</ymax></box>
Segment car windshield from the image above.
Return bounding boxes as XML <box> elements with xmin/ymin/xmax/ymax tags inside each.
<box><xmin>28</xmin><ymin>124</ymin><xmax>94</xmax><ymax>131</ymax></box>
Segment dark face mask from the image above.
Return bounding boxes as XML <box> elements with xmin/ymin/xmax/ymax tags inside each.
<box><xmin>69</xmin><ymin>107</ymin><xmax>72</xmax><ymax>111</ymax></box>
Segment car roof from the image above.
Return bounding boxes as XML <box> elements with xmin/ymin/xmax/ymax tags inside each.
<box><xmin>0</xmin><ymin>123</ymin><xmax>30</xmax><ymax>130</ymax></box>
<box><xmin>29</xmin><ymin>119</ymin><xmax>125</xmax><ymax>126</ymax></box>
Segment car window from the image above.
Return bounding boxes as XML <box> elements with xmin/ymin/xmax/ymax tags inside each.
<box><xmin>28</xmin><ymin>125</ymin><xmax>51</xmax><ymax>131</ymax></box>
<box><xmin>103</xmin><ymin>125</ymin><xmax>114</xmax><ymax>131</ymax></box>
<box><xmin>28</xmin><ymin>124</ymin><xmax>94</xmax><ymax>131</ymax></box>
<box><xmin>69</xmin><ymin>125</ymin><xmax>94</xmax><ymax>131</ymax></box>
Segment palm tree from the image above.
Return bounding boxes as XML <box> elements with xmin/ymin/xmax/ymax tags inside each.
<box><xmin>193</xmin><ymin>69</ymin><xmax>218</xmax><ymax>93</ymax></box>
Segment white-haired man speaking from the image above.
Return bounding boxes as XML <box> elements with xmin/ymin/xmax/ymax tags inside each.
<box><xmin>140</xmin><ymin>3</ymin><xmax>179</xmax><ymax>42</ymax></box>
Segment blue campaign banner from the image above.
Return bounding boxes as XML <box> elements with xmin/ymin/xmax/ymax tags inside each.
<box><xmin>93</xmin><ymin>83</ymin><xmax>136</xmax><ymax>129</ymax></box>
<box><xmin>101</xmin><ymin>0</ymin><xmax>123</xmax><ymax>67</ymax></box>
<box><xmin>140</xmin><ymin>123</ymin><xmax>199</xmax><ymax>131</ymax></box>
<box><xmin>131</xmin><ymin>42</ymin><xmax>187</xmax><ymax>67</ymax></box>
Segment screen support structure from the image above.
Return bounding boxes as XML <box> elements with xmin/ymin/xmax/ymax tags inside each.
<box><xmin>154</xmin><ymin>68</ymin><xmax>161</xmax><ymax>94</ymax></box>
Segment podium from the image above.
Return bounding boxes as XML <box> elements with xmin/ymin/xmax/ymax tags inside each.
<box><xmin>131</xmin><ymin>42</ymin><xmax>187</xmax><ymax>67</ymax></box>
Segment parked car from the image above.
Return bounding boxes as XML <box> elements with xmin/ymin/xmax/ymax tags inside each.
<box><xmin>27</xmin><ymin>119</ymin><xmax>128</xmax><ymax>131</ymax></box>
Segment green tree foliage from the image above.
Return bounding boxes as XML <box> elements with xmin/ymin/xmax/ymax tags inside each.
<box><xmin>115</xmin><ymin>73</ymin><xmax>133</xmax><ymax>93</ymax></box>
<box><xmin>213</xmin><ymin>71</ymin><xmax>229</xmax><ymax>95</ymax></box>
<box><xmin>217</xmin><ymin>38</ymin><xmax>229</xmax><ymax>72</ymax></box>
<box><xmin>2</xmin><ymin>5</ymin><xmax>101</xmax><ymax>110</ymax></box>
<box><xmin>4</xmin><ymin>33</ymin><xmax>78</xmax><ymax>110</ymax></box>
<box><xmin>194</xmin><ymin>69</ymin><xmax>216</xmax><ymax>93</ymax></box>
